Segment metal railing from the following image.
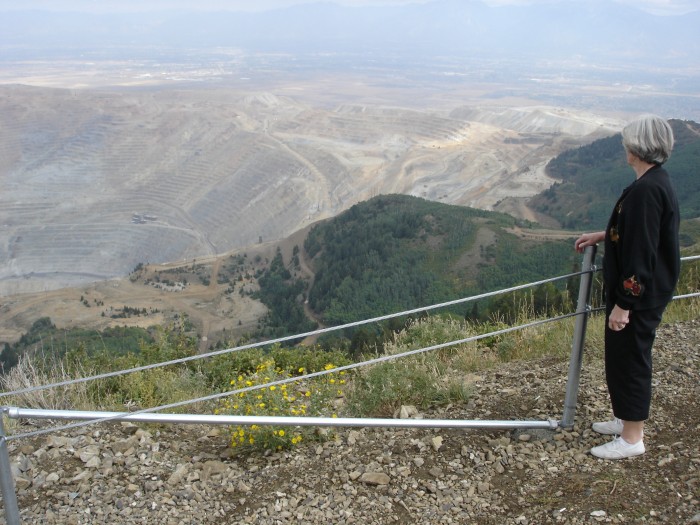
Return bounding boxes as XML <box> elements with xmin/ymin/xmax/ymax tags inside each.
<box><xmin>1</xmin><ymin>247</ymin><xmax>699</xmax><ymax>524</ymax></box>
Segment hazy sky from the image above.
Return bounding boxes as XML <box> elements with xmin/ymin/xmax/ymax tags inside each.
<box><xmin>3</xmin><ymin>0</ymin><xmax>699</xmax><ymax>14</ymax></box>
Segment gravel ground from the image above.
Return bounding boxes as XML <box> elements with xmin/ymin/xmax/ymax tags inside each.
<box><xmin>2</xmin><ymin>320</ymin><xmax>699</xmax><ymax>524</ymax></box>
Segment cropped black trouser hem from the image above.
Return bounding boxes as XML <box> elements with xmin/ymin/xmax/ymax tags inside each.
<box><xmin>604</xmin><ymin>302</ymin><xmax>665</xmax><ymax>422</ymax></box>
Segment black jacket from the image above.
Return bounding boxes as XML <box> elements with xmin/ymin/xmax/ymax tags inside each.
<box><xmin>603</xmin><ymin>165</ymin><xmax>680</xmax><ymax>311</ymax></box>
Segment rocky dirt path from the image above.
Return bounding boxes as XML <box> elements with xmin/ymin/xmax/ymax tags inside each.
<box><xmin>3</xmin><ymin>320</ymin><xmax>699</xmax><ymax>524</ymax></box>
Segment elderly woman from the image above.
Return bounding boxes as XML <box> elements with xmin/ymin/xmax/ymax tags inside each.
<box><xmin>574</xmin><ymin>114</ymin><xmax>680</xmax><ymax>459</ymax></box>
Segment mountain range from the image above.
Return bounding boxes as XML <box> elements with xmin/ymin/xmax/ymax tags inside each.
<box><xmin>3</xmin><ymin>1</ymin><xmax>699</xmax><ymax>67</ymax></box>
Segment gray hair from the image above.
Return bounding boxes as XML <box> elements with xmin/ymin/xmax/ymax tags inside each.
<box><xmin>621</xmin><ymin>114</ymin><xmax>674</xmax><ymax>165</ymax></box>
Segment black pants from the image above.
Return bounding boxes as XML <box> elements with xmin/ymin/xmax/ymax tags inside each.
<box><xmin>604</xmin><ymin>303</ymin><xmax>665</xmax><ymax>422</ymax></box>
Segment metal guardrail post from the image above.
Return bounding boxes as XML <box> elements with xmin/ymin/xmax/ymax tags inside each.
<box><xmin>0</xmin><ymin>410</ymin><xmax>21</xmax><ymax>525</ymax></box>
<box><xmin>561</xmin><ymin>245</ymin><xmax>597</xmax><ymax>428</ymax></box>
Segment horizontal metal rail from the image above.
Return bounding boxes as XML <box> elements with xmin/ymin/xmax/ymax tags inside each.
<box><xmin>5</xmin><ymin>407</ymin><xmax>559</xmax><ymax>431</ymax></box>
<box><xmin>3</xmin><ymin>255</ymin><xmax>699</xmax><ymax>441</ymax></box>
<box><xmin>2</xmin><ymin>310</ymin><xmax>580</xmax><ymax>442</ymax></box>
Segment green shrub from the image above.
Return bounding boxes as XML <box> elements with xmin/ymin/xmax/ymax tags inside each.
<box><xmin>345</xmin><ymin>317</ymin><xmax>480</xmax><ymax>417</ymax></box>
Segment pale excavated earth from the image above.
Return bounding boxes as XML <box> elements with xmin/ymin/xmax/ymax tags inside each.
<box><xmin>0</xmin><ymin>84</ymin><xmax>623</xmax><ymax>297</ymax></box>
<box><xmin>2</xmin><ymin>319</ymin><xmax>699</xmax><ymax>524</ymax></box>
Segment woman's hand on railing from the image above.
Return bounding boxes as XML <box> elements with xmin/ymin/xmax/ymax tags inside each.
<box><xmin>574</xmin><ymin>231</ymin><xmax>605</xmax><ymax>253</ymax></box>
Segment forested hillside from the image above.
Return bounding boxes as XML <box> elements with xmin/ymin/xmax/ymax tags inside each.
<box><xmin>530</xmin><ymin>119</ymin><xmax>700</xmax><ymax>229</ymax></box>
<box><xmin>0</xmin><ymin>318</ymin><xmax>154</xmax><ymax>375</ymax></box>
<box><xmin>301</xmin><ymin>195</ymin><xmax>576</xmax><ymax>327</ymax></box>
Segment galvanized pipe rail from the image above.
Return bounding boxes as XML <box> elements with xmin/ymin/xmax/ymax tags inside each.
<box><xmin>5</xmin><ymin>407</ymin><xmax>559</xmax><ymax>431</ymax></box>
<box><xmin>2</xmin><ymin>311</ymin><xmax>581</xmax><ymax>444</ymax></box>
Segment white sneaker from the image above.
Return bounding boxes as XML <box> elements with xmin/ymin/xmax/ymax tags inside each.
<box><xmin>590</xmin><ymin>437</ymin><xmax>645</xmax><ymax>459</ymax></box>
<box><xmin>592</xmin><ymin>417</ymin><xmax>623</xmax><ymax>435</ymax></box>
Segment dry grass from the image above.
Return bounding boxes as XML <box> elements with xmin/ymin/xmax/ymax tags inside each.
<box><xmin>0</xmin><ymin>354</ymin><xmax>92</xmax><ymax>412</ymax></box>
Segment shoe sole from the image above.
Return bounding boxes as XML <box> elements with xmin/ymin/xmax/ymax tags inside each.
<box><xmin>590</xmin><ymin>448</ymin><xmax>645</xmax><ymax>459</ymax></box>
